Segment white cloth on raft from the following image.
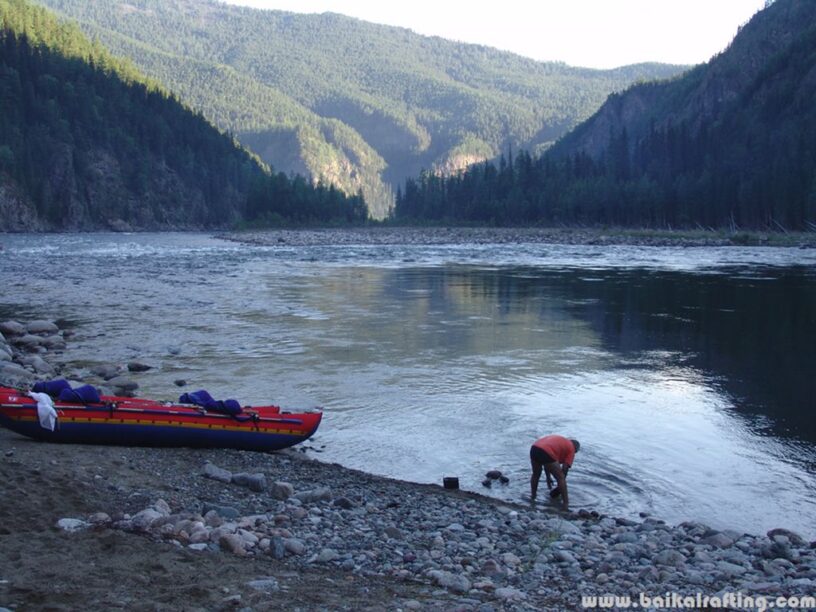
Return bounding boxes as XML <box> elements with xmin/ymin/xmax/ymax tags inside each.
<box><xmin>28</xmin><ymin>391</ymin><xmax>57</xmax><ymax>431</ymax></box>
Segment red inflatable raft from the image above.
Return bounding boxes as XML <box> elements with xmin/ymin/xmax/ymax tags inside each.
<box><xmin>0</xmin><ymin>386</ymin><xmax>322</xmax><ymax>452</ymax></box>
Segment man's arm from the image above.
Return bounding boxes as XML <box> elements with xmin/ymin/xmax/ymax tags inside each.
<box><xmin>545</xmin><ymin>464</ymin><xmax>554</xmax><ymax>490</ymax></box>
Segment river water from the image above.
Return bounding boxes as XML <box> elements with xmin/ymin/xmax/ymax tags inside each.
<box><xmin>1</xmin><ymin>232</ymin><xmax>815</xmax><ymax>538</ymax></box>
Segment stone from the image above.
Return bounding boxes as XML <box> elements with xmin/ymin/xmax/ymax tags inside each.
<box><xmin>283</xmin><ymin>538</ymin><xmax>306</xmax><ymax>555</ymax></box>
<box><xmin>127</xmin><ymin>362</ymin><xmax>152</xmax><ymax>372</ymax></box>
<box><xmin>88</xmin><ymin>512</ymin><xmax>111</xmax><ymax>526</ymax></box>
<box><xmin>554</xmin><ymin>550</ymin><xmax>577</xmax><ymax>564</ymax></box>
<box><xmin>293</xmin><ymin>487</ymin><xmax>331</xmax><ymax>503</ymax></box>
<box><xmin>315</xmin><ymin>548</ymin><xmax>339</xmax><ymax>563</ymax></box>
<box><xmin>90</xmin><ymin>365</ymin><xmax>121</xmax><ymax>380</ymax></box>
<box><xmin>494</xmin><ymin>587</ymin><xmax>527</xmax><ymax>601</ymax></box>
<box><xmin>247</xmin><ymin>578</ymin><xmax>279</xmax><ymax>593</ymax></box>
<box><xmin>12</xmin><ymin>334</ymin><xmax>42</xmax><ymax>348</ymax></box>
<box><xmin>501</xmin><ymin>552</ymin><xmax>521</xmax><ymax>566</ymax></box>
<box><xmin>131</xmin><ymin>508</ymin><xmax>163</xmax><ymax>531</ymax></box>
<box><xmin>333</xmin><ymin>496</ymin><xmax>355</xmax><ymax>509</ymax></box>
<box><xmin>550</xmin><ymin>517</ymin><xmax>582</xmax><ymax>535</ymax></box>
<box><xmin>202</xmin><ymin>463</ymin><xmax>233</xmax><ymax>483</ymax></box>
<box><xmin>268</xmin><ymin>536</ymin><xmax>286</xmax><ymax>560</ymax></box>
<box><xmin>614</xmin><ymin>532</ymin><xmax>639</xmax><ymax>544</ymax></box>
<box><xmin>202</xmin><ymin>503</ymin><xmax>241</xmax><ymax>520</ymax></box>
<box><xmin>0</xmin><ymin>320</ymin><xmax>25</xmax><ymax>336</ymax></box>
<box><xmin>767</xmin><ymin>528</ymin><xmax>805</xmax><ymax>546</ymax></box>
<box><xmin>384</xmin><ymin>526</ymin><xmax>404</xmax><ymax>540</ymax></box>
<box><xmin>219</xmin><ymin>533</ymin><xmax>247</xmax><ymax>556</ymax></box>
<box><xmin>270</xmin><ymin>481</ymin><xmax>294</xmax><ymax>500</ymax></box>
<box><xmin>19</xmin><ymin>355</ymin><xmax>54</xmax><ymax>375</ymax></box>
<box><xmin>0</xmin><ymin>362</ymin><xmax>35</xmax><ymax>384</ymax></box>
<box><xmin>39</xmin><ymin>335</ymin><xmax>65</xmax><ymax>350</ymax></box>
<box><xmin>189</xmin><ymin>543</ymin><xmax>208</xmax><ymax>551</ymax></box>
<box><xmin>485</xmin><ymin>470</ymin><xmax>502</xmax><ymax>479</ymax></box>
<box><xmin>231</xmin><ymin>472</ymin><xmax>267</xmax><ymax>492</ymax></box>
<box><xmin>107</xmin><ymin>376</ymin><xmax>138</xmax><ymax>391</ymax></box>
<box><xmin>26</xmin><ymin>320</ymin><xmax>59</xmax><ymax>335</ymax></box>
<box><xmin>56</xmin><ymin>518</ymin><xmax>90</xmax><ymax>532</ymax></box>
<box><xmin>717</xmin><ymin>561</ymin><xmax>747</xmax><ymax>576</ymax></box>
<box><xmin>761</xmin><ymin>541</ymin><xmax>792</xmax><ymax>560</ymax></box>
<box><xmin>654</xmin><ymin>550</ymin><xmax>685</xmax><ymax>567</ymax></box>
<box><xmin>428</xmin><ymin>570</ymin><xmax>471</xmax><ymax>594</ymax></box>
<box><xmin>702</xmin><ymin>532</ymin><xmax>735</xmax><ymax>548</ymax></box>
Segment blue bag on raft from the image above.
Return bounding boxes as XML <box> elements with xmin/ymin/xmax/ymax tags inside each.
<box><xmin>32</xmin><ymin>379</ymin><xmax>72</xmax><ymax>397</ymax></box>
<box><xmin>180</xmin><ymin>389</ymin><xmax>242</xmax><ymax>416</ymax></box>
<box><xmin>58</xmin><ymin>384</ymin><xmax>101</xmax><ymax>404</ymax></box>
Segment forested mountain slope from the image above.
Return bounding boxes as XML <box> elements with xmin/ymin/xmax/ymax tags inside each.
<box><xmin>33</xmin><ymin>0</ymin><xmax>683</xmax><ymax>218</ymax></box>
<box><xmin>0</xmin><ymin>0</ymin><xmax>365</xmax><ymax>231</ymax></box>
<box><xmin>396</xmin><ymin>0</ymin><xmax>816</xmax><ymax>230</ymax></box>
<box><xmin>546</xmin><ymin>0</ymin><xmax>816</xmax><ymax>228</ymax></box>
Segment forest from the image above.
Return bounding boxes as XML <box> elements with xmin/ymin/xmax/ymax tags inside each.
<box><xmin>0</xmin><ymin>0</ymin><xmax>366</xmax><ymax>230</ymax></box>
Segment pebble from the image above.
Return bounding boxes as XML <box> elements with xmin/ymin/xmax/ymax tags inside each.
<box><xmin>56</xmin><ymin>518</ymin><xmax>90</xmax><ymax>532</ymax></box>
<box><xmin>203</xmin><ymin>462</ymin><xmax>233</xmax><ymax>483</ymax></box>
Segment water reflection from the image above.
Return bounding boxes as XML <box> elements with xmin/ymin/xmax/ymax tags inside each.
<box><xmin>277</xmin><ymin>265</ymin><xmax>816</xmax><ymax>535</ymax></box>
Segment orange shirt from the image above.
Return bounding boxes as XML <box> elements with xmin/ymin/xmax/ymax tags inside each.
<box><xmin>532</xmin><ymin>435</ymin><xmax>576</xmax><ymax>467</ymax></box>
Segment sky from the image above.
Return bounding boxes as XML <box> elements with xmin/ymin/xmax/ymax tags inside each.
<box><xmin>221</xmin><ymin>0</ymin><xmax>767</xmax><ymax>69</ymax></box>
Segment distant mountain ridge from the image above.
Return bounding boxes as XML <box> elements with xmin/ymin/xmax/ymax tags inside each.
<box><xmin>394</xmin><ymin>0</ymin><xmax>816</xmax><ymax>230</ymax></box>
<box><xmin>33</xmin><ymin>0</ymin><xmax>685</xmax><ymax>218</ymax></box>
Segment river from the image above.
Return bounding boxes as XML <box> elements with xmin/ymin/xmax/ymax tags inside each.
<box><xmin>1</xmin><ymin>232</ymin><xmax>815</xmax><ymax>538</ymax></box>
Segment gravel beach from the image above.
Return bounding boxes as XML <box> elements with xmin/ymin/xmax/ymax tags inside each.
<box><xmin>2</xmin><ymin>258</ymin><xmax>816</xmax><ymax>610</ymax></box>
<box><xmin>223</xmin><ymin>226</ymin><xmax>816</xmax><ymax>248</ymax></box>
<box><xmin>2</xmin><ymin>417</ymin><xmax>815</xmax><ymax>612</ymax></box>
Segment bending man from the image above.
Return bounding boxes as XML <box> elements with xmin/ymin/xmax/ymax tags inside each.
<box><xmin>530</xmin><ymin>435</ymin><xmax>580</xmax><ymax>511</ymax></box>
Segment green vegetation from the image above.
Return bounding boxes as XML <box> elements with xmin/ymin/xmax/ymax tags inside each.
<box><xmin>396</xmin><ymin>0</ymin><xmax>816</xmax><ymax>231</ymax></box>
<box><xmin>33</xmin><ymin>0</ymin><xmax>683</xmax><ymax>218</ymax></box>
<box><xmin>0</xmin><ymin>0</ymin><xmax>366</xmax><ymax>230</ymax></box>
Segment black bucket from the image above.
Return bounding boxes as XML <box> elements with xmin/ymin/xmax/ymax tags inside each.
<box><xmin>443</xmin><ymin>477</ymin><xmax>459</xmax><ymax>490</ymax></box>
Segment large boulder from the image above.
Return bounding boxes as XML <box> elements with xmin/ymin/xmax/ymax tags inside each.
<box><xmin>0</xmin><ymin>320</ymin><xmax>25</xmax><ymax>336</ymax></box>
<box><xmin>26</xmin><ymin>320</ymin><xmax>59</xmax><ymax>335</ymax></box>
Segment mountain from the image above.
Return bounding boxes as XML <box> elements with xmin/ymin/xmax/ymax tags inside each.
<box><xmin>32</xmin><ymin>0</ymin><xmax>684</xmax><ymax>219</ymax></box>
<box><xmin>547</xmin><ymin>0</ymin><xmax>816</xmax><ymax>229</ymax></box>
<box><xmin>396</xmin><ymin>0</ymin><xmax>816</xmax><ymax>231</ymax></box>
<box><xmin>0</xmin><ymin>0</ymin><xmax>366</xmax><ymax>231</ymax></box>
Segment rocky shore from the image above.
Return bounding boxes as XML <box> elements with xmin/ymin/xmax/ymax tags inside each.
<box><xmin>1</xmin><ymin>318</ymin><xmax>815</xmax><ymax>611</ymax></box>
<box><xmin>224</xmin><ymin>226</ymin><xmax>816</xmax><ymax>248</ymax></box>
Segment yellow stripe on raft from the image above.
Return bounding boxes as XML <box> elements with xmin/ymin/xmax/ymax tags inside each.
<box><xmin>10</xmin><ymin>415</ymin><xmax>307</xmax><ymax>436</ymax></box>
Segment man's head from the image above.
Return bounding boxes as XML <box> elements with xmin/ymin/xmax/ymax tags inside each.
<box><xmin>571</xmin><ymin>439</ymin><xmax>581</xmax><ymax>453</ymax></box>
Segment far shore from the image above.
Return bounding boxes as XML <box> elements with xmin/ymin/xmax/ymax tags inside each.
<box><xmin>224</xmin><ymin>225</ymin><xmax>816</xmax><ymax>248</ymax></box>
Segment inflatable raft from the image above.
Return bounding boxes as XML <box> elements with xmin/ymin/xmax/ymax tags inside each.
<box><xmin>0</xmin><ymin>384</ymin><xmax>322</xmax><ymax>452</ymax></box>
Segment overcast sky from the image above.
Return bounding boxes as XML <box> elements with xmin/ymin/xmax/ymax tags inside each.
<box><xmin>221</xmin><ymin>0</ymin><xmax>766</xmax><ymax>69</ymax></box>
